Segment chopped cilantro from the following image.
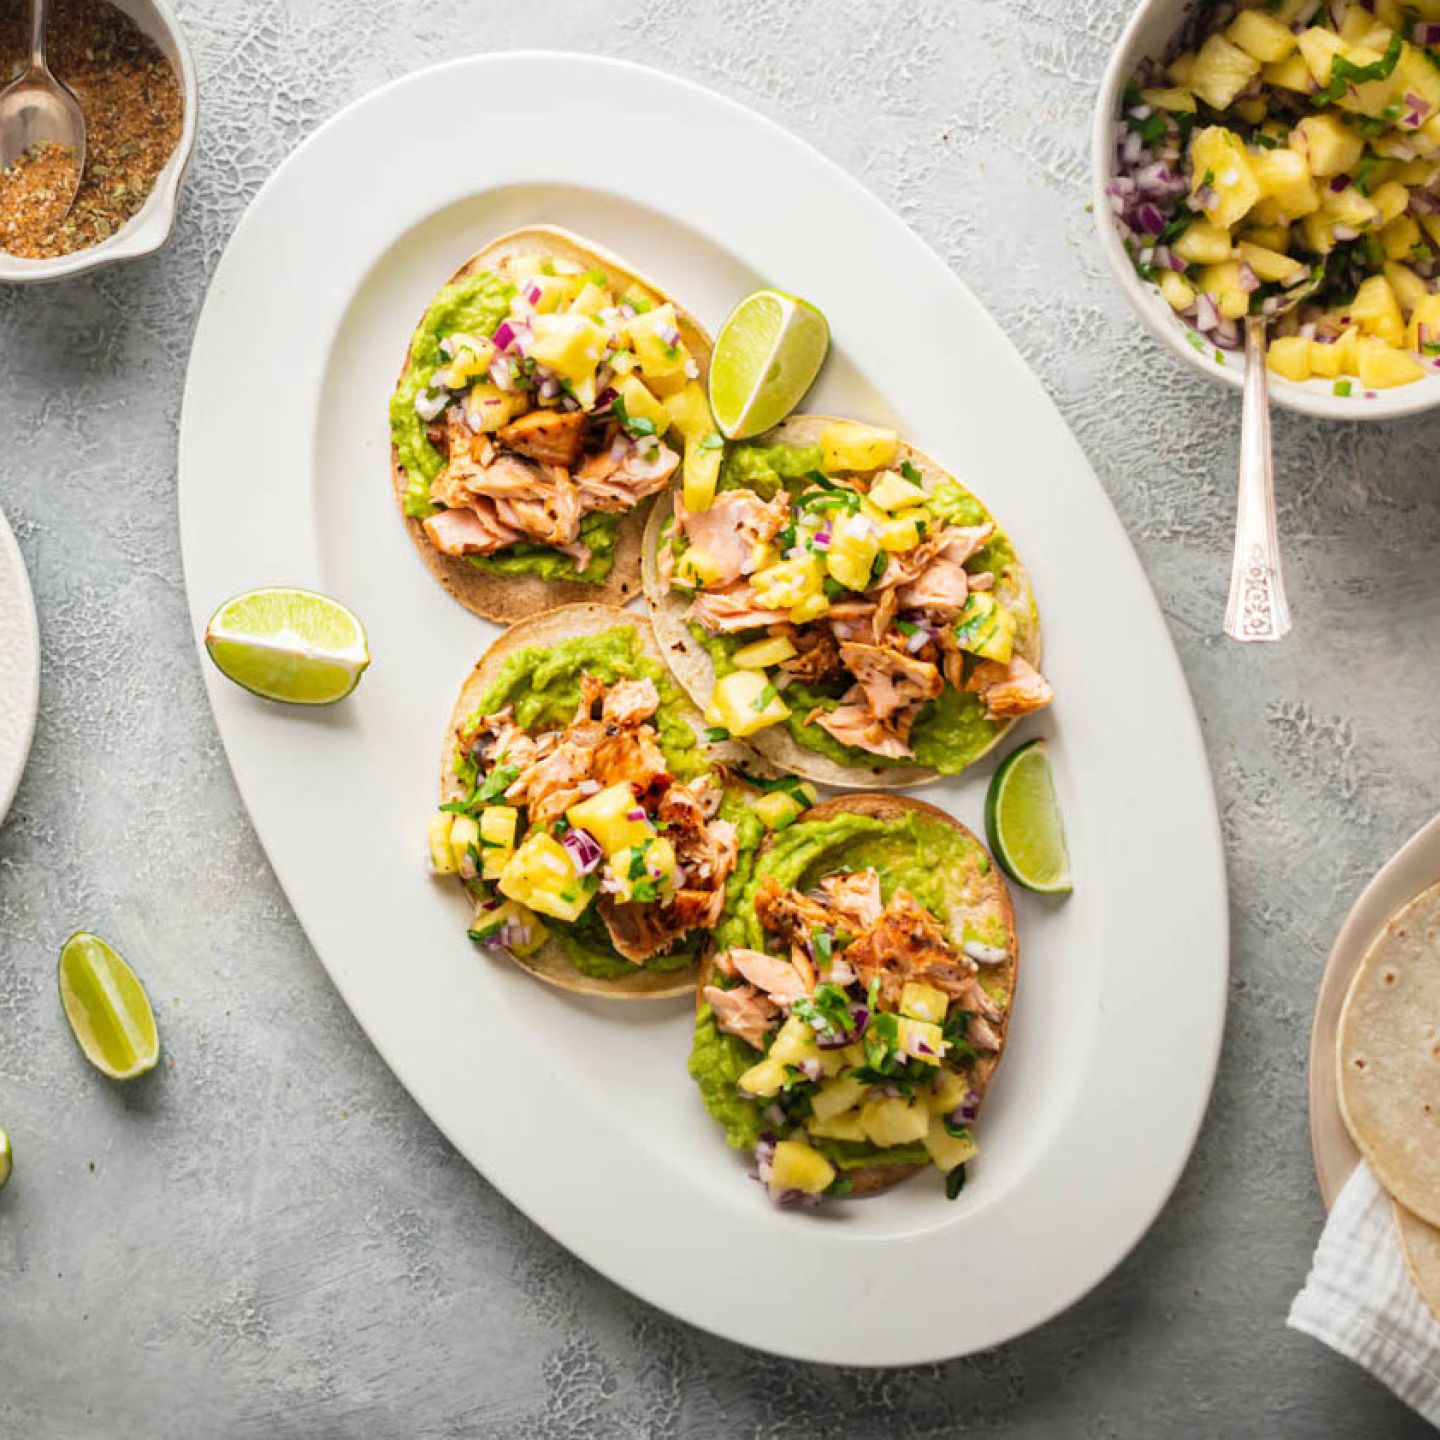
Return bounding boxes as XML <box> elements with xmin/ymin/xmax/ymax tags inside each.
<box><xmin>699</xmin><ymin>432</ymin><xmax>725</xmax><ymax>452</ymax></box>
<box><xmin>1313</xmin><ymin>33</ymin><xmax>1403</xmax><ymax>107</ymax></box>
<box><xmin>899</xmin><ymin>460</ymin><xmax>924</xmax><ymax>484</ymax></box>
<box><xmin>752</xmin><ymin>682</ymin><xmax>778</xmax><ymax>712</ymax></box>
<box><xmin>704</xmin><ymin>725</ymin><xmax>730</xmax><ymax>742</ymax></box>
<box><xmin>1334</xmin><ymin>378</ymin><xmax>1353</xmax><ymax>397</ymax></box>
<box><xmin>945</xmin><ymin>1165</ymin><xmax>967</xmax><ymax>1201</ymax></box>
<box><xmin>611</xmin><ymin>393</ymin><xmax>658</xmax><ymax>439</ymax></box>
<box><xmin>473</xmin><ymin>764</ymin><xmax>520</xmax><ymax>805</ymax></box>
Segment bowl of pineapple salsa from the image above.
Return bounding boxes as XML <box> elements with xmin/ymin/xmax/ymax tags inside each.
<box><xmin>1094</xmin><ymin>0</ymin><xmax>1440</xmax><ymax>417</ymax></box>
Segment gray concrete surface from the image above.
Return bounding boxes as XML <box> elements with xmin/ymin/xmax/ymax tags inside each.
<box><xmin>2</xmin><ymin>0</ymin><xmax>1438</xmax><ymax>1434</ymax></box>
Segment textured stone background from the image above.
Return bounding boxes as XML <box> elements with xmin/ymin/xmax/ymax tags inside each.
<box><xmin>2</xmin><ymin>0</ymin><xmax>1439</xmax><ymax>1434</ymax></box>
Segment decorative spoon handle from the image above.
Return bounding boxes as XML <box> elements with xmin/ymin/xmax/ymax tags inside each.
<box><xmin>29</xmin><ymin>0</ymin><xmax>48</xmax><ymax>71</ymax></box>
<box><xmin>1224</xmin><ymin>315</ymin><xmax>1292</xmax><ymax>643</ymax></box>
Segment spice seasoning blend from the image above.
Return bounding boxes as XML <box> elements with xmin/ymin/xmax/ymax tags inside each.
<box><xmin>0</xmin><ymin>0</ymin><xmax>182</xmax><ymax>259</ymax></box>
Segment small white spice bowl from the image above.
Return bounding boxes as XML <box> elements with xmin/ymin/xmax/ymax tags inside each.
<box><xmin>0</xmin><ymin>0</ymin><xmax>196</xmax><ymax>283</ymax></box>
<box><xmin>1091</xmin><ymin>0</ymin><xmax>1440</xmax><ymax>421</ymax></box>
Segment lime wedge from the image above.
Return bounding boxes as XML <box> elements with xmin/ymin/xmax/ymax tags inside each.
<box><xmin>708</xmin><ymin>289</ymin><xmax>829</xmax><ymax>440</ymax></box>
<box><xmin>205</xmin><ymin>587</ymin><xmax>369</xmax><ymax>705</ymax></box>
<box><xmin>985</xmin><ymin>739</ymin><xmax>1073</xmax><ymax>895</ymax></box>
<box><xmin>58</xmin><ymin>932</ymin><xmax>160</xmax><ymax>1081</ymax></box>
<box><xmin>0</xmin><ymin>1128</ymin><xmax>11</xmax><ymax>1189</ymax></box>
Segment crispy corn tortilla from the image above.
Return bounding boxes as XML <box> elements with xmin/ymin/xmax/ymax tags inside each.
<box><xmin>1394</xmin><ymin>1200</ymin><xmax>1440</xmax><ymax>1324</ymax></box>
<box><xmin>1336</xmin><ymin>880</ymin><xmax>1440</xmax><ymax>1228</ymax></box>
<box><xmin>441</xmin><ymin>603</ymin><xmax>741</xmax><ymax>1000</ymax></box>
<box><xmin>642</xmin><ymin>414</ymin><xmax>1041</xmax><ymax>789</ymax></box>
<box><xmin>697</xmin><ymin>792</ymin><xmax>1018</xmax><ymax>1197</ymax></box>
<box><xmin>394</xmin><ymin>226</ymin><xmax>713</xmax><ymax>624</ymax></box>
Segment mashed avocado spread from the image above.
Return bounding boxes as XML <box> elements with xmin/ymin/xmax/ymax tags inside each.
<box><xmin>459</xmin><ymin>627</ymin><xmax>704</xmax><ymax>979</ymax></box>
<box><xmin>688</xmin><ymin>811</ymin><xmax>991</xmax><ymax>1167</ymax></box>
<box><xmin>686</xmin><ymin>441</ymin><xmax>1025</xmax><ymax>775</ymax></box>
<box><xmin>390</xmin><ymin>269</ymin><xmax>616</xmax><ymax>585</ymax></box>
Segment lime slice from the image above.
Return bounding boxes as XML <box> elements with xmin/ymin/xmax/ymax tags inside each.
<box><xmin>708</xmin><ymin>289</ymin><xmax>830</xmax><ymax>440</ymax></box>
<box><xmin>58</xmin><ymin>932</ymin><xmax>160</xmax><ymax>1081</ymax></box>
<box><xmin>0</xmin><ymin>1128</ymin><xmax>11</xmax><ymax>1189</ymax></box>
<box><xmin>205</xmin><ymin>587</ymin><xmax>369</xmax><ymax>705</ymax></box>
<box><xmin>985</xmin><ymin>739</ymin><xmax>1073</xmax><ymax>895</ymax></box>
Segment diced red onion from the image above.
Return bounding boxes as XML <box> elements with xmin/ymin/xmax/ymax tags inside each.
<box><xmin>1411</xmin><ymin>190</ymin><xmax>1440</xmax><ymax>216</ymax></box>
<box><xmin>618</xmin><ymin>302</ymin><xmax>637</xmax><ymax>320</ymax></box>
<box><xmin>1189</xmin><ymin>185</ymin><xmax>1217</xmax><ymax>212</ymax></box>
<box><xmin>659</xmin><ymin>322</ymin><xmax>681</xmax><ymax>348</ymax></box>
<box><xmin>626</xmin><ymin>807</ymin><xmax>646</xmax><ymax>822</ymax></box>
<box><xmin>561</xmin><ymin>826</ymin><xmax>603</xmax><ymax>875</ymax></box>
<box><xmin>1195</xmin><ymin>293</ymin><xmax>1221</xmax><ymax>333</ymax></box>
<box><xmin>963</xmin><ymin>939</ymin><xmax>1010</xmax><ymax>965</ymax></box>
<box><xmin>577</xmin><ymin>779</ymin><xmax>601</xmax><ymax>796</ymax></box>
<box><xmin>414</xmin><ymin>388</ymin><xmax>447</xmax><ymax>422</ymax></box>
<box><xmin>524</xmin><ymin>281</ymin><xmax>543</xmax><ymax>306</ymax></box>
<box><xmin>1332</xmin><ymin>224</ymin><xmax>1361</xmax><ymax>241</ymax></box>
<box><xmin>492</xmin><ymin>320</ymin><xmax>517</xmax><ymax>352</ymax></box>
<box><xmin>905</xmin><ymin>624</ymin><xmax>931</xmax><ymax>655</ymax></box>
<box><xmin>1213</xmin><ymin>316</ymin><xmax>1241</xmax><ymax>350</ymax></box>
<box><xmin>1136</xmin><ymin>203</ymin><xmax>1166</xmax><ymax>236</ymax></box>
<box><xmin>1237</xmin><ymin>262</ymin><xmax>1260</xmax><ymax>294</ymax></box>
<box><xmin>594</xmin><ymin>385</ymin><xmax>618</xmax><ymax>412</ymax></box>
<box><xmin>1330</xmin><ymin>175</ymin><xmax>1351</xmax><ymax>194</ymax></box>
<box><xmin>497</xmin><ymin>923</ymin><xmax>531</xmax><ymax>950</ymax></box>
<box><xmin>797</xmin><ymin>1058</ymin><xmax>823</xmax><ymax>1083</ymax></box>
<box><xmin>538</xmin><ymin>376</ymin><xmax>561</xmax><ymax>401</ymax></box>
<box><xmin>1122</xmin><ymin>130</ymin><xmax>1144</xmax><ymax>166</ymax></box>
<box><xmin>1415</xmin><ymin>22</ymin><xmax>1440</xmax><ymax>44</ymax></box>
<box><xmin>490</xmin><ymin>355</ymin><xmax>514</xmax><ymax>391</ymax></box>
<box><xmin>949</xmin><ymin>1091</ymin><xmax>981</xmax><ymax>1127</ymax></box>
<box><xmin>763</xmin><ymin>1103</ymin><xmax>786</xmax><ymax>1128</ymax></box>
<box><xmin>812</xmin><ymin>527</ymin><xmax>832</xmax><ymax>549</ymax></box>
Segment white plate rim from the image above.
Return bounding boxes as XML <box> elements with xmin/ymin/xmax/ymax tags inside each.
<box><xmin>0</xmin><ymin>506</ymin><xmax>40</xmax><ymax>826</ymax></box>
<box><xmin>177</xmin><ymin>50</ymin><xmax>1230</xmax><ymax>1365</ymax></box>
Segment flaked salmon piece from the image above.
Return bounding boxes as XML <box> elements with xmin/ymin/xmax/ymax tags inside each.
<box><xmin>458</xmin><ymin>450</ymin><xmax>555</xmax><ymax>501</ymax></box>
<box><xmin>686</xmin><ymin>583</ymin><xmax>790</xmax><ymax>633</ymax></box>
<box><xmin>754</xmin><ymin>876</ymin><xmax>837</xmax><ymax>948</ymax></box>
<box><xmin>934</xmin><ymin>628</ymin><xmax>966</xmax><ymax>691</ymax></box>
<box><xmin>574</xmin><ymin>435</ymin><xmax>679</xmax><ymax>511</ymax></box>
<box><xmin>422</xmin><ymin>505</ymin><xmax>522</xmax><ymax>557</ymax></box>
<box><xmin>497</xmin><ymin>407</ymin><xmax>588</xmax><ymax>468</ymax></box>
<box><xmin>874</xmin><ymin>522</ymin><xmax>994</xmax><ymax>590</ymax></box>
<box><xmin>776</xmin><ymin>624</ymin><xmax>845</xmax><ymax>686</ymax></box>
<box><xmin>592</xmin><ymin>725</ymin><xmax>668</xmax><ymax>792</ymax></box>
<box><xmin>817</xmin><ymin>869</ymin><xmax>883</xmax><ymax>930</ymax></box>
<box><xmin>828</xmin><ymin>590</ymin><xmax>896</xmax><ymax>646</ymax></box>
<box><xmin>575</xmin><ymin>673</ymin><xmax>608</xmax><ymax>722</ymax></box>
<box><xmin>950</xmin><ymin>973</ymin><xmax>1004</xmax><ymax>1024</ymax></box>
<box><xmin>845</xmin><ymin>888</ymin><xmax>967</xmax><ymax>1012</ymax></box>
<box><xmin>602</xmin><ymin>678</ymin><xmax>660</xmax><ymax>728</ymax></box>
<box><xmin>463</xmin><ymin>706</ymin><xmax>546</xmax><ymax>774</ymax></box>
<box><xmin>505</xmin><ymin>734</ymin><xmax>602</xmax><ymax>826</ymax></box>
<box><xmin>599</xmin><ymin>896</ymin><xmax>683</xmax><ymax>964</ymax></box>
<box><xmin>965</xmin><ymin>655</ymin><xmax>1054</xmax><ymax>720</ymax></box>
<box><xmin>966</xmin><ymin>1015</ymin><xmax>1002</xmax><ymax>1051</ymax></box>
<box><xmin>704</xmin><ymin>983</ymin><xmax>778</xmax><ymax>1050</ymax></box>
<box><xmin>678</xmin><ymin>490</ymin><xmax>791</xmax><ymax>590</ymax></box>
<box><xmin>839</xmin><ymin>641</ymin><xmax>943</xmax><ymax>721</ymax></box>
<box><xmin>812</xmin><ymin>692</ymin><xmax>915</xmax><ymax>760</ymax></box>
<box><xmin>897</xmin><ymin>558</ymin><xmax>971</xmax><ymax>618</ymax></box>
<box><xmin>725</xmin><ymin>948</ymin><xmax>811</xmax><ymax>1004</ymax></box>
<box><xmin>491</xmin><ymin>471</ymin><xmax>583</xmax><ymax>547</ymax></box>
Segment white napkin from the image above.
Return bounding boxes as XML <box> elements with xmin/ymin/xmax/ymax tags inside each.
<box><xmin>1289</xmin><ymin>1163</ymin><xmax>1440</xmax><ymax>1425</ymax></box>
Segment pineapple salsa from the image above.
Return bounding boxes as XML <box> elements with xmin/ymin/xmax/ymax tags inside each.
<box><xmin>390</xmin><ymin>248</ymin><xmax>719</xmax><ymax>583</ymax></box>
<box><xmin>656</xmin><ymin>424</ymin><xmax>1052</xmax><ymax>774</ymax></box>
<box><xmin>1111</xmin><ymin>0</ymin><xmax>1440</xmax><ymax>391</ymax></box>
<box><xmin>689</xmin><ymin>809</ymin><xmax>1015</xmax><ymax>1204</ymax></box>
<box><xmin>428</xmin><ymin>627</ymin><xmax>761</xmax><ymax>981</ymax></box>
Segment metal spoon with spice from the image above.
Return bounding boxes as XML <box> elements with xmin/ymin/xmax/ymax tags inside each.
<box><xmin>0</xmin><ymin>0</ymin><xmax>86</xmax><ymax>229</ymax></box>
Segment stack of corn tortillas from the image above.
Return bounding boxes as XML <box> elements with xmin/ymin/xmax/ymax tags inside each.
<box><xmin>1336</xmin><ymin>879</ymin><xmax>1440</xmax><ymax>1323</ymax></box>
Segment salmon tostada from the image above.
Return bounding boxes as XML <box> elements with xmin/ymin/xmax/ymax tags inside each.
<box><xmin>426</xmin><ymin>604</ymin><xmax>761</xmax><ymax>998</ymax></box>
<box><xmin>643</xmin><ymin>414</ymin><xmax>1053</xmax><ymax>787</ymax></box>
<box><xmin>689</xmin><ymin>793</ymin><xmax>1018</xmax><ymax>1203</ymax></box>
<box><xmin>391</xmin><ymin>226</ymin><xmax>720</xmax><ymax>623</ymax></box>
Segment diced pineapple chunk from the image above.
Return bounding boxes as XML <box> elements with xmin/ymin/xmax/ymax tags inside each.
<box><xmin>953</xmin><ymin>592</ymin><xmax>1017</xmax><ymax>664</ymax></box>
<box><xmin>567</xmin><ymin>280</ymin><xmax>608</xmax><ymax>318</ymax></box>
<box><xmin>449</xmin><ymin>814</ymin><xmax>480</xmax><ymax>875</ymax></box>
<box><xmin>428</xmin><ymin>811</ymin><xmax>458</xmax><ymax>873</ymax></box>
<box><xmin>899</xmin><ymin>981</ymin><xmax>950</xmax><ymax>1025</ymax></box>
<box><xmin>897</xmin><ymin>1018</ymin><xmax>945</xmax><ymax>1065</ymax></box>
<box><xmin>1240</xmin><ymin>223</ymin><xmax>1292</xmax><ymax>253</ymax></box>
<box><xmin>738</xmin><ymin>1056</ymin><xmax>788</xmax><ymax>1097</ymax></box>
<box><xmin>1262</xmin><ymin>51</ymin><xmax>1316</xmax><ymax>92</ymax></box>
<box><xmin>1296</xmin><ymin>26</ymin><xmax>1348</xmax><ymax>88</ymax></box>
<box><xmin>1307</xmin><ymin>336</ymin><xmax>1347</xmax><ymax>379</ymax></box>
<box><xmin>768</xmin><ymin>1140</ymin><xmax>836</xmax><ymax>1195</ymax></box>
<box><xmin>1406</xmin><ymin>293</ymin><xmax>1440</xmax><ymax>351</ymax></box>
<box><xmin>878</xmin><ymin>511</ymin><xmax>928</xmax><ymax>552</ymax></box>
<box><xmin>626</xmin><ymin>303</ymin><xmax>690</xmax><ymax>386</ymax></box>
<box><xmin>1321</xmin><ymin>183</ymin><xmax>1380</xmax><ymax>232</ymax></box>
<box><xmin>528</xmin><ymin>312</ymin><xmax>605</xmax><ymax>386</ymax></box>
<box><xmin>1167</xmin><ymin>51</ymin><xmax>1196</xmax><ymax>87</ymax></box>
<box><xmin>479</xmin><ymin>806</ymin><xmax>518</xmax><ymax>849</ymax></box>
<box><xmin>607</xmin><ymin>836</ymin><xmax>676</xmax><ymax>904</ymax></box>
<box><xmin>923</xmin><ymin>1115</ymin><xmax>980</xmax><ymax>1174</ymax></box>
<box><xmin>498</xmin><ymin>833</ymin><xmax>589</xmax><ymax>922</ymax></box>
<box><xmin>1139</xmin><ymin>86</ymin><xmax>1195</xmax><ymax>112</ymax></box>
<box><xmin>825</xmin><ymin>514</ymin><xmax>882</xmax><ymax>592</ymax></box>
<box><xmin>788</xmin><ymin>592</ymin><xmax>832</xmax><ymax>624</ymax></box>
<box><xmin>1370</xmin><ymin>181</ymin><xmax>1411</xmax><ymax>228</ymax></box>
<box><xmin>1351</xmin><ymin>274</ymin><xmax>1406</xmax><ymax>345</ymax></box>
<box><xmin>565</xmin><ymin>782</ymin><xmax>653</xmax><ymax>856</ymax></box>
<box><xmin>811</xmin><ymin>1075</ymin><xmax>869</xmax><ymax>1123</ymax></box>
<box><xmin>733</xmin><ymin>635</ymin><xmax>797</xmax><ymax>669</ymax></box>
<box><xmin>867</xmin><ymin>470</ymin><xmax>929</xmax><ymax>511</ymax></box>
<box><xmin>1384</xmin><ymin>261</ymin><xmax>1429</xmax><ymax>314</ymax></box>
<box><xmin>754</xmin><ymin>790</ymin><xmax>803</xmax><ymax>831</ymax></box>
<box><xmin>1300</xmin><ymin>210</ymin><xmax>1339</xmax><ymax>255</ymax></box>
<box><xmin>1381</xmin><ymin>214</ymin><xmax>1423</xmax><ymax>262</ymax></box>
<box><xmin>616</xmin><ymin>374</ymin><xmax>670</xmax><ymax>435</ymax></box>
<box><xmin>926</xmin><ymin>1068</ymin><xmax>972</xmax><ymax>1116</ymax></box>
<box><xmin>1190</xmin><ymin>126</ymin><xmax>1262</xmax><ymax>228</ymax></box>
<box><xmin>1267</xmin><ymin>336</ymin><xmax>1312</xmax><ymax>382</ymax></box>
<box><xmin>1187</xmin><ymin>35</ymin><xmax>1262</xmax><ymax>111</ymax></box>
<box><xmin>663</xmin><ymin>381</ymin><xmax>712</xmax><ymax>443</ymax></box>
<box><xmin>806</xmin><ymin>1111</ymin><xmax>869</xmax><ymax>1143</ymax></box>
<box><xmin>1296</xmin><ymin>112</ymin><xmax>1359</xmax><ymax>178</ymax></box>
<box><xmin>1157</xmin><ymin>269</ymin><xmax>1196</xmax><ymax>312</ymax></box>
<box><xmin>468</xmin><ymin>898</ymin><xmax>547</xmax><ymax>955</ymax></box>
<box><xmin>683</xmin><ymin>439</ymin><xmax>722</xmax><ymax>513</ymax></box>
<box><xmin>753</xmin><ymin>553</ymin><xmax>825</xmax><ymax>610</ymax></box>
<box><xmin>1236</xmin><ymin>241</ymin><xmax>1306</xmax><ymax>286</ymax></box>
<box><xmin>1358</xmin><ymin>336</ymin><xmax>1427</xmax><ymax>387</ymax></box>
<box><xmin>1226</xmin><ymin>8</ymin><xmax>1298</xmax><ymax>63</ymax></box>
<box><xmin>820</xmin><ymin>422</ymin><xmax>898</xmax><ymax>474</ymax></box>
<box><xmin>674</xmin><ymin>546</ymin><xmax>722</xmax><ymax>590</ymax></box>
<box><xmin>705</xmin><ymin>669</ymin><xmax>790</xmax><ymax>738</ymax></box>
<box><xmin>525</xmin><ymin>273</ymin><xmax>583</xmax><ymax>313</ymax></box>
<box><xmin>860</xmin><ymin>1096</ymin><xmax>930</xmax><ymax>1148</ymax></box>
<box><xmin>464</xmin><ymin>383</ymin><xmax>529</xmax><ymax>434</ymax></box>
<box><xmin>1251</xmin><ymin>147</ymin><xmax>1321</xmax><ymax>219</ymax></box>
<box><xmin>1173</xmin><ymin>218</ymin><xmax>1235</xmax><ymax>267</ymax></box>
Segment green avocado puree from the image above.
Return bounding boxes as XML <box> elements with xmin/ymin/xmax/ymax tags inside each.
<box><xmin>689</xmin><ymin>811</ymin><xmax>991</xmax><ymax>1163</ymax></box>
<box><xmin>689</xmin><ymin>441</ymin><xmax>1025</xmax><ymax>775</ymax></box>
<box><xmin>460</xmin><ymin>626</ymin><xmax>705</xmax><ymax>979</ymax></box>
<box><xmin>390</xmin><ymin>269</ymin><xmax>613</xmax><ymax>586</ymax></box>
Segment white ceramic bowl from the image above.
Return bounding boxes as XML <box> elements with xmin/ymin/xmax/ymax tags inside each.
<box><xmin>0</xmin><ymin>0</ymin><xmax>196</xmax><ymax>284</ymax></box>
<box><xmin>1092</xmin><ymin>0</ymin><xmax>1440</xmax><ymax>421</ymax></box>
